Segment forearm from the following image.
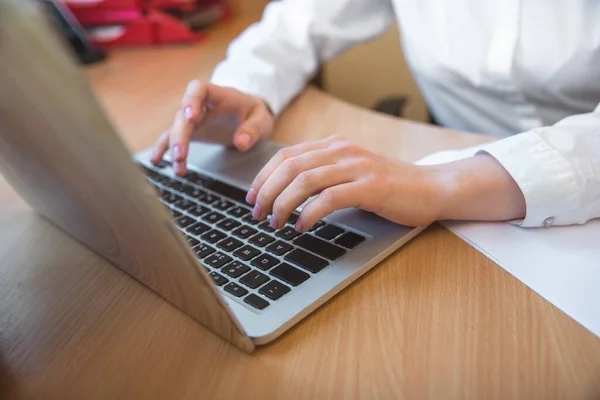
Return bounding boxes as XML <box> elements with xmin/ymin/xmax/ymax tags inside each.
<box><xmin>428</xmin><ymin>155</ymin><xmax>526</xmax><ymax>222</ymax></box>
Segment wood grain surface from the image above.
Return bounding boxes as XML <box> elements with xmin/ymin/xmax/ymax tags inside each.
<box><xmin>0</xmin><ymin>8</ymin><xmax>599</xmax><ymax>400</ymax></box>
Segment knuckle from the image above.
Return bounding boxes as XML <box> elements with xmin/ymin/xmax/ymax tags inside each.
<box><xmin>328</xmin><ymin>134</ymin><xmax>345</xmax><ymax>143</ymax></box>
<box><xmin>296</xmin><ymin>170</ymin><xmax>315</xmax><ymax>188</ymax></box>
<box><xmin>272</xmin><ymin>200</ymin><xmax>287</xmax><ymax>217</ymax></box>
<box><xmin>186</xmin><ymin>79</ymin><xmax>201</xmax><ymax>92</ymax></box>
<box><xmin>255</xmin><ymin>191</ymin><xmax>271</xmax><ymax>208</ymax></box>
<box><xmin>320</xmin><ymin>188</ymin><xmax>339</xmax><ymax>205</ymax></box>
<box><xmin>281</xmin><ymin>158</ymin><xmax>299</xmax><ymax>177</ymax></box>
<box><xmin>276</xmin><ymin>148</ymin><xmax>291</xmax><ymax>162</ymax></box>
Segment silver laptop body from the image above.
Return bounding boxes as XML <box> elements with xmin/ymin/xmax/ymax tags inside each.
<box><xmin>0</xmin><ymin>0</ymin><xmax>424</xmax><ymax>351</ymax></box>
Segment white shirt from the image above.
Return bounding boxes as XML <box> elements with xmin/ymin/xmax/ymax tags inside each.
<box><xmin>211</xmin><ymin>0</ymin><xmax>600</xmax><ymax>227</ymax></box>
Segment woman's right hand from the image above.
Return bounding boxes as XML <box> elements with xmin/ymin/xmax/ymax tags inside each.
<box><xmin>151</xmin><ymin>80</ymin><xmax>275</xmax><ymax>176</ymax></box>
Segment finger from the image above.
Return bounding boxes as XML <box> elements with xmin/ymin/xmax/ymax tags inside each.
<box><xmin>181</xmin><ymin>80</ymin><xmax>229</xmax><ymax>123</ymax></box>
<box><xmin>254</xmin><ymin>148</ymin><xmax>346</xmax><ymax>222</ymax></box>
<box><xmin>269</xmin><ymin>165</ymin><xmax>355</xmax><ymax>229</ymax></box>
<box><xmin>169</xmin><ymin>109</ymin><xmax>193</xmax><ymax>176</ymax></box>
<box><xmin>151</xmin><ymin>130</ymin><xmax>170</xmax><ymax>164</ymax></box>
<box><xmin>233</xmin><ymin>106</ymin><xmax>273</xmax><ymax>152</ymax></box>
<box><xmin>246</xmin><ymin>135</ymin><xmax>344</xmax><ymax>205</ymax></box>
<box><xmin>296</xmin><ymin>183</ymin><xmax>362</xmax><ymax>232</ymax></box>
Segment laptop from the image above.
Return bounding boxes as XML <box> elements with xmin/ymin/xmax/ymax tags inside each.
<box><xmin>0</xmin><ymin>0</ymin><xmax>424</xmax><ymax>352</ymax></box>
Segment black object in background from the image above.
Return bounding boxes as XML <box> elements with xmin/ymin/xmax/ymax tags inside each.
<box><xmin>38</xmin><ymin>0</ymin><xmax>107</xmax><ymax>65</ymax></box>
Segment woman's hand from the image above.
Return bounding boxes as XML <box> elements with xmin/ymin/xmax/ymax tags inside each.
<box><xmin>245</xmin><ymin>135</ymin><xmax>527</xmax><ymax>231</ymax></box>
<box><xmin>245</xmin><ymin>136</ymin><xmax>445</xmax><ymax>231</ymax></box>
<box><xmin>151</xmin><ymin>80</ymin><xmax>275</xmax><ymax>176</ymax></box>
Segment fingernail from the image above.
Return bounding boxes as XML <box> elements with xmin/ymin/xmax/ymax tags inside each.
<box><xmin>270</xmin><ymin>215</ymin><xmax>279</xmax><ymax>229</ymax></box>
<box><xmin>237</xmin><ymin>132</ymin><xmax>251</xmax><ymax>150</ymax></box>
<box><xmin>295</xmin><ymin>221</ymin><xmax>304</xmax><ymax>232</ymax></box>
<box><xmin>184</xmin><ymin>106</ymin><xmax>193</xmax><ymax>121</ymax></box>
<box><xmin>173</xmin><ymin>144</ymin><xmax>183</xmax><ymax>160</ymax></box>
<box><xmin>246</xmin><ymin>188</ymin><xmax>257</xmax><ymax>204</ymax></box>
<box><xmin>174</xmin><ymin>161</ymin><xmax>186</xmax><ymax>175</ymax></box>
<box><xmin>252</xmin><ymin>204</ymin><xmax>262</xmax><ymax>220</ymax></box>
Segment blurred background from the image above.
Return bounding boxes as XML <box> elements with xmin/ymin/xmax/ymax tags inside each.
<box><xmin>49</xmin><ymin>0</ymin><xmax>428</xmax><ymax>123</ymax></box>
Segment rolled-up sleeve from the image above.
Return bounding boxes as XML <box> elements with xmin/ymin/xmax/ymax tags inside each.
<box><xmin>478</xmin><ymin>104</ymin><xmax>600</xmax><ymax>227</ymax></box>
<box><xmin>210</xmin><ymin>0</ymin><xmax>394</xmax><ymax>115</ymax></box>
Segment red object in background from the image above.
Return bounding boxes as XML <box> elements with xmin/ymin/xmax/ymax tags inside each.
<box><xmin>62</xmin><ymin>0</ymin><xmax>230</xmax><ymax>46</ymax></box>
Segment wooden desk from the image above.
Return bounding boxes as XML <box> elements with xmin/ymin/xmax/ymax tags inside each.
<box><xmin>1</xmin><ymin>17</ymin><xmax>600</xmax><ymax>400</ymax></box>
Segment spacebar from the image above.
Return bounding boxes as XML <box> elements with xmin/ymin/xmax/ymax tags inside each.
<box><xmin>203</xmin><ymin>180</ymin><xmax>249</xmax><ymax>204</ymax></box>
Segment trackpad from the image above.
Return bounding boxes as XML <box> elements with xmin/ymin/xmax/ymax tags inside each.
<box><xmin>187</xmin><ymin>140</ymin><xmax>282</xmax><ymax>186</ymax></box>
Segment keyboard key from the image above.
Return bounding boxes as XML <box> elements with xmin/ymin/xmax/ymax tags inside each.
<box><xmin>187</xmin><ymin>204</ymin><xmax>210</xmax><ymax>217</ymax></box>
<box><xmin>183</xmin><ymin>171</ymin><xmax>211</xmax><ymax>186</ymax></box>
<box><xmin>285</xmin><ymin>249</ymin><xmax>328</xmax><ymax>273</ymax></box>
<box><xmin>202</xmin><ymin>229</ymin><xmax>227</xmax><ymax>244</ymax></box>
<box><xmin>259</xmin><ymin>280</ymin><xmax>290</xmax><ymax>300</ymax></box>
<box><xmin>185</xmin><ymin>235</ymin><xmax>199</xmax><ymax>247</ymax></box>
<box><xmin>239</xmin><ymin>270</ymin><xmax>270</xmax><ymax>289</ymax></box>
<box><xmin>334</xmin><ymin>231</ymin><xmax>366</xmax><ymax>249</ymax></box>
<box><xmin>242</xmin><ymin>214</ymin><xmax>262</xmax><ymax>225</ymax></box>
<box><xmin>228</xmin><ymin>206</ymin><xmax>251</xmax><ymax>219</ymax></box>
<box><xmin>202</xmin><ymin>211</ymin><xmax>226</xmax><ymax>224</ymax></box>
<box><xmin>169</xmin><ymin>208</ymin><xmax>182</xmax><ymax>219</ymax></box>
<box><xmin>217</xmin><ymin>218</ymin><xmax>241</xmax><ymax>232</ymax></box>
<box><xmin>315</xmin><ymin>224</ymin><xmax>345</xmax><ymax>240</ymax></box>
<box><xmin>286</xmin><ymin>212</ymin><xmax>300</xmax><ymax>225</ymax></box>
<box><xmin>294</xmin><ymin>234</ymin><xmax>346</xmax><ymax>261</ymax></box>
<box><xmin>162</xmin><ymin>191</ymin><xmax>182</xmax><ymax>204</ymax></box>
<box><xmin>155</xmin><ymin>160</ymin><xmax>169</xmax><ymax>169</ymax></box>
<box><xmin>213</xmin><ymin>199</ymin><xmax>234</xmax><ymax>211</ymax></box>
<box><xmin>141</xmin><ymin>166</ymin><xmax>159</xmax><ymax>177</ymax></box>
<box><xmin>205</xmin><ymin>252</ymin><xmax>233</xmax><ymax>269</ymax></box>
<box><xmin>224</xmin><ymin>282</ymin><xmax>249</xmax><ymax>298</ymax></box>
<box><xmin>221</xmin><ymin>261</ymin><xmax>250</xmax><ymax>278</ymax></box>
<box><xmin>186</xmin><ymin>222</ymin><xmax>211</xmax><ymax>236</ymax></box>
<box><xmin>251</xmin><ymin>253</ymin><xmax>280</xmax><ymax>271</ymax></box>
<box><xmin>164</xmin><ymin>179</ymin><xmax>183</xmax><ymax>191</ymax></box>
<box><xmin>198</xmin><ymin>193</ymin><xmax>220</xmax><ymax>205</ymax></box>
<box><xmin>203</xmin><ymin>180</ymin><xmax>249</xmax><ymax>204</ymax></box>
<box><xmin>176</xmin><ymin>215</ymin><xmax>196</xmax><ymax>228</ymax></box>
<box><xmin>258</xmin><ymin>221</ymin><xmax>276</xmax><ymax>233</ymax></box>
<box><xmin>244</xmin><ymin>294</ymin><xmax>270</xmax><ymax>310</ymax></box>
<box><xmin>233</xmin><ymin>245</ymin><xmax>261</xmax><ymax>261</ymax></box>
<box><xmin>182</xmin><ymin>185</ymin><xmax>207</xmax><ymax>199</ymax></box>
<box><xmin>270</xmin><ymin>263</ymin><xmax>310</xmax><ymax>286</ymax></box>
<box><xmin>309</xmin><ymin>220</ymin><xmax>325</xmax><ymax>232</ymax></box>
<box><xmin>193</xmin><ymin>243</ymin><xmax>215</xmax><ymax>259</ymax></box>
<box><xmin>173</xmin><ymin>197</ymin><xmax>197</xmax><ymax>211</ymax></box>
<box><xmin>249</xmin><ymin>233</ymin><xmax>275</xmax><ymax>248</ymax></box>
<box><xmin>155</xmin><ymin>175</ymin><xmax>173</xmax><ymax>185</ymax></box>
<box><xmin>276</xmin><ymin>226</ymin><xmax>301</xmax><ymax>241</ymax></box>
<box><xmin>209</xmin><ymin>272</ymin><xmax>229</xmax><ymax>286</ymax></box>
<box><xmin>265</xmin><ymin>240</ymin><xmax>293</xmax><ymax>256</ymax></box>
<box><xmin>232</xmin><ymin>225</ymin><xmax>257</xmax><ymax>239</ymax></box>
<box><xmin>217</xmin><ymin>237</ymin><xmax>243</xmax><ymax>252</ymax></box>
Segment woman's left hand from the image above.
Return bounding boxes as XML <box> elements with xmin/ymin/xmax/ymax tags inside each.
<box><xmin>245</xmin><ymin>135</ymin><xmax>444</xmax><ymax>231</ymax></box>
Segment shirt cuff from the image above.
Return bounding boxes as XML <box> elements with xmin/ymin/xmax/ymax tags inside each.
<box><xmin>477</xmin><ymin>131</ymin><xmax>582</xmax><ymax>227</ymax></box>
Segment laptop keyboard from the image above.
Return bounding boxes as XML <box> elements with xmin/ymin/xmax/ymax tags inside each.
<box><xmin>138</xmin><ymin>160</ymin><xmax>367</xmax><ymax>312</ymax></box>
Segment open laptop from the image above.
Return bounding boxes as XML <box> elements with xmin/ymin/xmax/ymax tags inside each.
<box><xmin>0</xmin><ymin>0</ymin><xmax>424</xmax><ymax>352</ymax></box>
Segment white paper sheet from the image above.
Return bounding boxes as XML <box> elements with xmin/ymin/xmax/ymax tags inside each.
<box><xmin>417</xmin><ymin>148</ymin><xmax>600</xmax><ymax>338</ymax></box>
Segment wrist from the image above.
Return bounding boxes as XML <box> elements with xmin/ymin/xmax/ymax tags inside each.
<box><xmin>421</xmin><ymin>155</ymin><xmax>526</xmax><ymax>222</ymax></box>
<box><xmin>422</xmin><ymin>164</ymin><xmax>458</xmax><ymax>222</ymax></box>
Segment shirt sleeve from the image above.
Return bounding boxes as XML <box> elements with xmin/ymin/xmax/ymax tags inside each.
<box><xmin>478</xmin><ymin>103</ymin><xmax>600</xmax><ymax>227</ymax></box>
<box><xmin>210</xmin><ymin>0</ymin><xmax>395</xmax><ymax>115</ymax></box>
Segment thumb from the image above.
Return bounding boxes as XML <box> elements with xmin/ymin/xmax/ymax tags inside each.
<box><xmin>233</xmin><ymin>108</ymin><xmax>273</xmax><ymax>152</ymax></box>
